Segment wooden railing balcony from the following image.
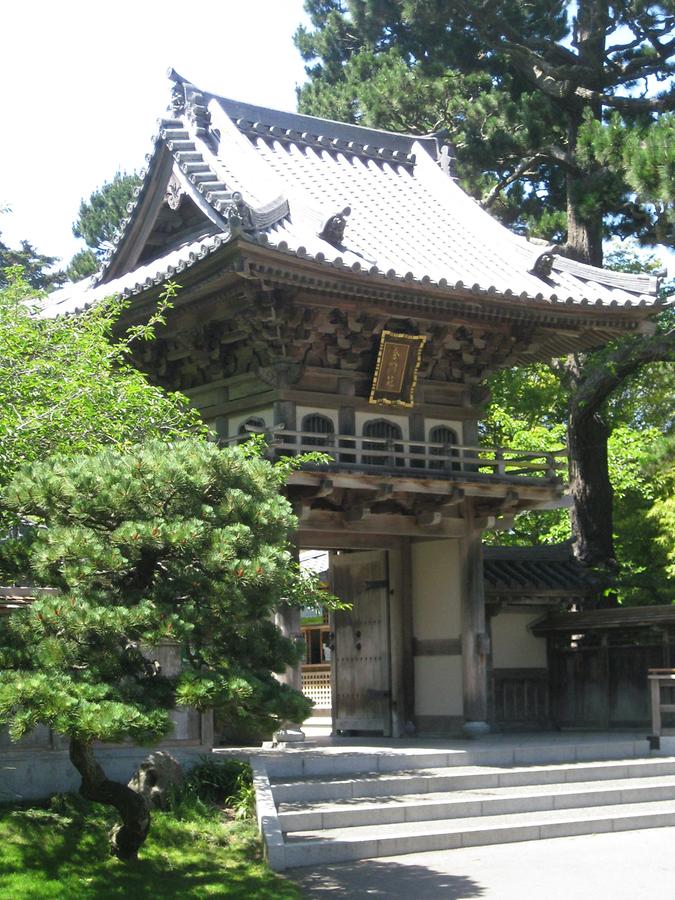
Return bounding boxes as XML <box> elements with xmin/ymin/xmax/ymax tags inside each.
<box><xmin>228</xmin><ymin>428</ymin><xmax>567</xmax><ymax>484</ymax></box>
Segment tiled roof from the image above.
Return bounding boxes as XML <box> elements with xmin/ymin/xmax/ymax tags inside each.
<box><xmin>531</xmin><ymin>604</ymin><xmax>675</xmax><ymax>635</ymax></box>
<box><xmin>483</xmin><ymin>545</ymin><xmax>594</xmax><ymax>595</ymax></box>
<box><xmin>39</xmin><ymin>232</ymin><xmax>229</xmax><ymax>318</ymax></box>
<box><xmin>42</xmin><ymin>71</ymin><xmax>661</xmax><ymax>318</ymax></box>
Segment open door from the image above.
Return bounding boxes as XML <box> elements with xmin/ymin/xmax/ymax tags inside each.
<box><xmin>331</xmin><ymin>550</ymin><xmax>391</xmax><ymax>736</ymax></box>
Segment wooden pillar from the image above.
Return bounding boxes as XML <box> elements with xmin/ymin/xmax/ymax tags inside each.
<box><xmin>460</xmin><ymin>502</ymin><xmax>490</xmax><ymax>734</ymax></box>
<box><xmin>273</xmin><ymin>399</ymin><xmax>296</xmax><ymax>442</ymax></box>
<box><xmin>388</xmin><ymin>539</ymin><xmax>415</xmax><ymax>736</ymax></box>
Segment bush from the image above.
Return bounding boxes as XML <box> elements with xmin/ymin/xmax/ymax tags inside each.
<box><xmin>183</xmin><ymin>758</ymin><xmax>256</xmax><ymax>819</ymax></box>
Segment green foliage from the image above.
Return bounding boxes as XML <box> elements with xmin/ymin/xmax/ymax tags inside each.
<box><xmin>0</xmin><ymin>270</ymin><xmax>203</xmax><ymax>538</ymax></box>
<box><xmin>646</xmin><ymin>437</ymin><xmax>675</xmax><ymax>582</ymax></box>
<box><xmin>0</xmin><ymin>236</ymin><xmax>65</xmax><ymax>291</ymax></box>
<box><xmin>0</xmin><ymin>794</ymin><xmax>300</xmax><ymax>899</ymax></box>
<box><xmin>66</xmin><ymin>249</ymin><xmax>98</xmax><ymax>283</ymax></box>
<box><xmin>184</xmin><ymin>759</ymin><xmax>256</xmax><ymax>819</ymax></box>
<box><xmin>482</xmin><ymin>354</ymin><xmax>674</xmax><ymax>603</ymax></box>
<box><xmin>0</xmin><ymin>437</ymin><xmax>327</xmax><ymax>746</ymax></box>
<box><xmin>72</xmin><ymin>172</ymin><xmax>141</xmax><ymax>253</ymax></box>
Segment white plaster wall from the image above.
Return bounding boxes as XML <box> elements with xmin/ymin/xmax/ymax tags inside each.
<box><xmin>415</xmin><ymin>657</ymin><xmax>463</xmax><ymax>715</ymax></box>
<box><xmin>229</xmin><ymin>406</ymin><xmax>274</xmax><ymax>437</ymax></box>
<box><xmin>411</xmin><ymin>539</ymin><xmax>463</xmax><ymax>716</ymax></box>
<box><xmin>411</xmin><ymin>539</ymin><xmax>461</xmax><ymax>639</ymax></box>
<box><xmin>491</xmin><ymin>611</ymin><xmax>548</xmax><ymax>668</ymax></box>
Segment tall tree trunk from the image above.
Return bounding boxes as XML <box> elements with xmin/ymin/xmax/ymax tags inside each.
<box><xmin>565</xmin><ymin>154</ymin><xmax>604</xmax><ymax>266</ymax></box>
<box><xmin>563</xmin><ymin>0</ymin><xmax>611</xmax><ymax>563</ymax></box>
<box><xmin>567</xmin><ymin>397</ymin><xmax>615</xmax><ymax>568</ymax></box>
<box><xmin>69</xmin><ymin>738</ymin><xmax>150</xmax><ymax>861</ymax></box>
<box><xmin>564</xmin><ymin>0</ymin><xmax>608</xmax><ymax>267</ymax></box>
<box><xmin>565</xmin><ymin>352</ymin><xmax>615</xmax><ymax>569</ymax></box>
<box><xmin>563</xmin><ymin>329</ymin><xmax>675</xmax><ymax>570</ymax></box>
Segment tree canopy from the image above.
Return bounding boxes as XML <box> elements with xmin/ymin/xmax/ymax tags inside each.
<box><xmin>72</xmin><ymin>172</ymin><xmax>141</xmax><ymax>256</ymax></box>
<box><xmin>0</xmin><ymin>437</ymin><xmax>323</xmax><ymax>857</ymax></box>
<box><xmin>0</xmin><ymin>270</ymin><xmax>203</xmax><ymax>540</ymax></box>
<box><xmin>0</xmin><ymin>236</ymin><xmax>65</xmax><ymax>291</ymax></box>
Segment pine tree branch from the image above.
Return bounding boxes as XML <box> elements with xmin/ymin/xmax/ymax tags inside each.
<box><xmin>569</xmin><ymin>329</ymin><xmax>675</xmax><ymax>423</ymax></box>
<box><xmin>450</xmin><ymin>1</ymin><xmax>675</xmax><ymax>111</ymax></box>
<box><xmin>575</xmin><ymin>85</ymin><xmax>675</xmax><ymax>112</ymax></box>
<box><xmin>481</xmin><ymin>155</ymin><xmax>544</xmax><ymax>208</ymax></box>
<box><xmin>481</xmin><ymin>144</ymin><xmax>583</xmax><ymax>207</ymax></box>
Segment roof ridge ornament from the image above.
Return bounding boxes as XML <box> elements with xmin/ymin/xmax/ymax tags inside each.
<box><xmin>530</xmin><ymin>245</ymin><xmax>562</xmax><ymax>278</ymax></box>
<box><xmin>320</xmin><ymin>207</ymin><xmax>351</xmax><ymax>248</ymax></box>
<box><xmin>167</xmin><ymin>67</ymin><xmax>211</xmax><ymax>137</ymax></box>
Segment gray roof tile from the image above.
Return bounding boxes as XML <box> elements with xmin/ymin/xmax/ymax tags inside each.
<box><xmin>42</xmin><ymin>73</ymin><xmax>662</xmax><ymax>318</ymax></box>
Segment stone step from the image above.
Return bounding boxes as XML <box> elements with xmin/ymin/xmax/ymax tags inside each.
<box><xmin>271</xmin><ymin>757</ymin><xmax>675</xmax><ymax>804</ymax></box>
<box><xmin>278</xmin><ymin>774</ymin><xmax>675</xmax><ymax>832</ymax></box>
<box><xmin>283</xmin><ymin>798</ymin><xmax>675</xmax><ymax>868</ymax></box>
<box><xmin>255</xmin><ymin>736</ymin><xmax>651</xmax><ymax>779</ymax></box>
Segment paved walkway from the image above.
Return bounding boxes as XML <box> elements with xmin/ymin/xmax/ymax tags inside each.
<box><xmin>288</xmin><ymin>827</ymin><xmax>675</xmax><ymax>899</ymax></box>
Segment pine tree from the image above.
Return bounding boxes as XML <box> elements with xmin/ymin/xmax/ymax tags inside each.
<box><xmin>0</xmin><ymin>235</ymin><xmax>65</xmax><ymax>290</ymax></box>
<box><xmin>72</xmin><ymin>172</ymin><xmax>142</xmax><ymax>256</ymax></box>
<box><xmin>0</xmin><ymin>438</ymin><xmax>323</xmax><ymax>859</ymax></box>
<box><xmin>65</xmin><ymin>249</ymin><xmax>98</xmax><ymax>283</ymax></box>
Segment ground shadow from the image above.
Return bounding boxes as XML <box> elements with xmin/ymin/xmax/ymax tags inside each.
<box><xmin>289</xmin><ymin>856</ymin><xmax>485</xmax><ymax>899</ymax></box>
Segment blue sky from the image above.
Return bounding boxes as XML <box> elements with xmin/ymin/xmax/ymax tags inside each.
<box><xmin>0</xmin><ymin>0</ymin><xmax>309</xmax><ymax>264</ymax></box>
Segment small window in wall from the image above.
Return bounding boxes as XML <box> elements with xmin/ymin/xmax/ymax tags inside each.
<box><xmin>429</xmin><ymin>425</ymin><xmax>461</xmax><ymax>470</ymax></box>
<box><xmin>362</xmin><ymin>419</ymin><xmax>404</xmax><ymax>466</ymax></box>
<box><xmin>304</xmin><ymin>625</ymin><xmax>332</xmax><ymax>665</ymax></box>
<box><xmin>301</xmin><ymin>413</ymin><xmax>335</xmax><ymax>448</ymax></box>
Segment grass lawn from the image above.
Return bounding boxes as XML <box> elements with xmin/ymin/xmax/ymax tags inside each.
<box><xmin>0</xmin><ymin>794</ymin><xmax>301</xmax><ymax>899</ymax></box>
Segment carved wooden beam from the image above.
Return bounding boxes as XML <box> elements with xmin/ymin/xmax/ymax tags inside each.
<box><xmin>440</xmin><ymin>486</ymin><xmax>465</xmax><ymax>510</ymax></box>
<box><xmin>375</xmin><ymin>483</ymin><xmax>395</xmax><ymax>501</ymax></box>
<box><xmin>498</xmin><ymin>490</ymin><xmax>520</xmax><ymax>514</ymax></box>
<box><xmin>295</xmin><ymin>508</ymin><xmax>465</xmax><ymax>539</ymax></box>
<box><xmin>292</xmin><ymin>499</ymin><xmax>312</xmax><ymax>522</ymax></box>
<box><xmin>315</xmin><ymin>478</ymin><xmax>335</xmax><ymax>498</ymax></box>
<box><xmin>417</xmin><ymin>510</ymin><xmax>443</xmax><ymax>528</ymax></box>
<box><xmin>345</xmin><ymin>503</ymin><xmax>372</xmax><ymax>522</ymax></box>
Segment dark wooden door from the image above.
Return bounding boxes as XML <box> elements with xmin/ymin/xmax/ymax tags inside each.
<box><xmin>331</xmin><ymin>550</ymin><xmax>391</xmax><ymax>736</ymax></box>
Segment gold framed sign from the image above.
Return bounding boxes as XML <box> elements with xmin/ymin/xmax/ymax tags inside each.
<box><xmin>369</xmin><ymin>330</ymin><xmax>426</xmax><ymax>408</ymax></box>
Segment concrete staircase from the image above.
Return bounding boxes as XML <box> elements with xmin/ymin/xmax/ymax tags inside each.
<box><xmin>248</xmin><ymin>739</ymin><xmax>675</xmax><ymax>870</ymax></box>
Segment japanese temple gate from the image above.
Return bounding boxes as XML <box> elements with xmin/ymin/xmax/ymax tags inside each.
<box><xmin>43</xmin><ymin>70</ymin><xmax>662</xmax><ymax>736</ymax></box>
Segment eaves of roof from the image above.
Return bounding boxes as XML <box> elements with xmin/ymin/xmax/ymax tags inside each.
<box><xmin>40</xmin><ymin>231</ymin><xmax>661</xmax><ymax>331</ymax></box>
<box><xmin>531</xmin><ymin>605</ymin><xmax>675</xmax><ymax>635</ymax></box>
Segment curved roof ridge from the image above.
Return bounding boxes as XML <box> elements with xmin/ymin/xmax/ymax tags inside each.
<box><xmin>209</xmin><ymin>96</ymin><xmax>441</xmax><ymax>161</ymax></box>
